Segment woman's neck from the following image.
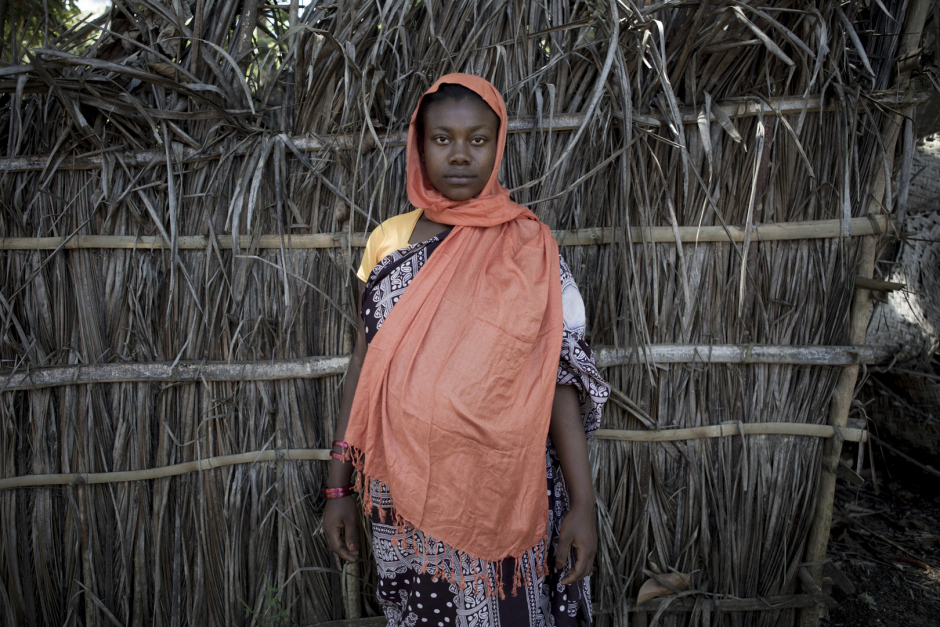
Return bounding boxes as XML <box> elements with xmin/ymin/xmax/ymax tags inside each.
<box><xmin>408</xmin><ymin>211</ymin><xmax>453</xmax><ymax>245</ymax></box>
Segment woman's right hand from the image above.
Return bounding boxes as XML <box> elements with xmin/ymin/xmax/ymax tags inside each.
<box><xmin>323</xmin><ymin>496</ymin><xmax>360</xmax><ymax>562</ymax></box>
<box><xmin>323</xmin><ymin>284</ymin><xmax>367</xmax><ymax>563</ymax></box>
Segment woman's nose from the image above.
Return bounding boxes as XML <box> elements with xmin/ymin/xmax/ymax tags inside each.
<box><xmin>448</xmin><ymin>141</ymin><xmax>471</xmax><ymax>164</ymax></box>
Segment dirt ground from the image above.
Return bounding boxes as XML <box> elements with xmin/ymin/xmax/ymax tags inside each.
<box><xmin>821</xmin><ymin>451</ymin><xmax>940</xmax><ymax>627</ymax></box>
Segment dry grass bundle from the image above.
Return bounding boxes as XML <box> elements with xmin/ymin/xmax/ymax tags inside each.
<box><xmin>0</xmin><ymin>1</ymin><xmax>930</xmax><ymax>625</ymax></box>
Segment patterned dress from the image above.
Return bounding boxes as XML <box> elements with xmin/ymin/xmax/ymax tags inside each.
<box><xmin>360</xmin><ymin>231</ymin><xmax>609</xmax><ymax>627</ymax></box>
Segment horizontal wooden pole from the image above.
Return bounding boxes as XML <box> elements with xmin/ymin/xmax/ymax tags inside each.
<box><xmin>629</xmin><ymin>593</ymin><xmax>817</xmax><ymax>613</ymax></box>
<box><xmin>0</xmin><ymin>424</ymin><xmax>865</xmax><ymax>490</ymax></box>
<box><xmin>0</xmin><ymin>92</ymin><xmax>921</xmax><ymax>172</ymax></box>
<box><xmin>854</xmin><ymin>276</ymin><xmax>905</xmax><ymax>292</ymax></box>
<box><xmin>0</xmin><ymin>215</ymin><xmax>891</xmax><ymax>251</ymax></box>
<box><xmin>0</xmin><ymin>345</ymin><xmax>874</xmax><ymax>391</ymax></box>
<box><xmin>0</xmin><ymin>448</ymin><xmax>330</xmax><ymax>490</ymax></box>
<box><xmin>0</xmin><ymin>356</ymin><xmax>349</xmax><ymax>391</ymax></box>
<box><xmin>559</xmin><ymin>214</ymin><xmax>892</xmax><ymax>245</ymax></box>
<box><xmin>594</xmin><ymin>422</ymin><xmax>868</xmax><ymax>444</ymax></box>
<box><xmin>594</xmin><ymin>344</ymin><xmax>875</xmax><ymax>367</ymax></box>
<box><xmin>0</xmin><ymin>233</ymin><xmax>370</xmax><ymax>251</ymax></box>
<box><xmin>671</xmin><ymin>91</ymin><xmax>925</xmax><ymax>125</ymax></box>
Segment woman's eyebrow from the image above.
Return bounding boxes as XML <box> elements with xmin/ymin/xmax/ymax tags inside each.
<box><xmin>429</xmin><ymin>123</ymin><xmax>494</xmax><ymax>133</ymax></box>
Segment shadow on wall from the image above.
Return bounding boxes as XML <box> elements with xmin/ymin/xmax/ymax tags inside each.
<box><xmin>915</xmin><ymin>88</ymin><xmax>940</xmax><ymax>137</ymax></box>
<box><xmin>867</xmin><ymin>134</ymin><xmax>940</xmax><ymax>366</ymax></box>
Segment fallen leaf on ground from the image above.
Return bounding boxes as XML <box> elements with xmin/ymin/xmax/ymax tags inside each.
<box><xmin>637</xmin><ymin>572</ymin><xmax>691</xmax><ymax>605</ymax></box>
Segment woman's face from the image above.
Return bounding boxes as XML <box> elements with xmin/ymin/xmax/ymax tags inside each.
<box><xmin>419</xmin><ymin>97</ymin><xmax>500</xmax><ymax>201</ymax></box>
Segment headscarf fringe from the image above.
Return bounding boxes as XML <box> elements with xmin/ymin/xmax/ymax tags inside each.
<box><xmin>344</xmin><ymin>445</ymin><xmax>550</xmax><ymax>599</ymax></box>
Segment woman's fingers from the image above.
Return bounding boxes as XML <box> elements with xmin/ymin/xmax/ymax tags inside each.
<box><xmin>559</xmin><ymin>542</ymin><xmax>595</xmax><ymax>585</ymax></box>
<box><xmin>556</xmin><ymin>512</ymin><xmax>597</xmax><ymax>585</ymax></box>
<box><xmin>555</xmin><ymin>531</ymin><xmax>573</xmax><ymax>573</ymax></box>
<box><xmin>324</xmin><ymin>499</ymin><xmax>360</xmax><ymax>562</ymax></box>
<box><xmin>556</xmin><ymin>524</ymin><xmax>580</xmax><ymax>585</ymax></box>
<box><xmin>334</xmin><ymin>519</ymin><xmax>359</xmax><ymax>562</ymax></box>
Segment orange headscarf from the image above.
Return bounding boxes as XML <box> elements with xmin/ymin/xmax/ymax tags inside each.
<box><xmin>344</xmin><ymin>74</ymin><xmax>562</xmax><ymax>582</ymax></box>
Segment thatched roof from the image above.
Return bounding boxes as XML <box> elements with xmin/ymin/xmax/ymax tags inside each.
<box><xmin>0</xmin><ymin>1</ymin><xmax>933</xmax><ymax>625</ymax></box>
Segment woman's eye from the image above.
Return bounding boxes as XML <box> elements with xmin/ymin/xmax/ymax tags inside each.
<box><xmin>433</xmin><ymin>136</ymin><xmax>449</xmax><ymax>145</ymax></box>
<box><xmin>470</xmin><ymin>137</ymin><xmax>487</xmax><ymax>145</ymax></box>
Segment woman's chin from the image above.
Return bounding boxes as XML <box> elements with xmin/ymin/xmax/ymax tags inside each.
<box><xmin>440</xmin><ymin>186</ymin><xmax>484</xmax><ymax>202</ymax></box>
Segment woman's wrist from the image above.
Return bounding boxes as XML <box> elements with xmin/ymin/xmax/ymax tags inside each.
<box><xmin>325</xmin><ymin>439</ymin><xmax>355</xmax><ymax>488</ymax></box>
<box><xmin>323</xmin><ymin>485</ymin><xmax>356</xmax><ymax>499</ymax></box>
<box><xmin>568</xmin><ymin>490</ymin><xmax>597</xmax><ymax>512</ymax></box>
<box><xmin>326</xmin><ymin>460</ymin><xmax>355</xmax><ymax>489</ymax></box>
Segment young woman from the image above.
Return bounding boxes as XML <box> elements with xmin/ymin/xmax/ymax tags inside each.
<box><xmin>322</xmin><ymin>74</ymin><xmax>609</xmax><ymax>626</ymax></box>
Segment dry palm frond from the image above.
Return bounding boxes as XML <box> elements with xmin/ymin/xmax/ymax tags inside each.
<box><xmin>0</xmin><ymin>1</ymin><xmax>928</xmax><ymax>626</ymax></box>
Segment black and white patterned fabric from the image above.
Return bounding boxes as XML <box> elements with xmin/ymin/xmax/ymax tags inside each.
<box><xmin>555</xmin><ymin>256</ymin><xmax>610</xmax><ymax>441</ymax></box>
<box><xmin>361</xmin><ymin>232</ymin><xmax>449</xmax><ymax>344</ymax></box>
<box><xmin>361</xmin><ymin>235</ymin><xmax>610</xmax><ymax>627</ymax></box>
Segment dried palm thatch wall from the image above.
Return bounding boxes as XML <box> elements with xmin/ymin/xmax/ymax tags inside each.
<box><xmin>0</xmin><ymin>1</ymin><xmax>931</xmax><ymax>626</ymax></box>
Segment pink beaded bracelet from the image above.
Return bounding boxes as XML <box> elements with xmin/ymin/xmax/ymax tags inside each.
<box><xmin>322</xmin><ymin>485</ymin><xmax>356</xmax><ymax>499</ymax></box>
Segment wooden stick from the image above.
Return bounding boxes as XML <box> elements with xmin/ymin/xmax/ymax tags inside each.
<box><xmin>0</xmin><ymin>215</ymin><xmax>892</xmax><ymax>251</ymax></box>
<box><xmin>594</xmin><ymin>423</ymin><xmax>868</xmax><ymax>444</ymax></box>
<box><xmin>871</xmin><ymin>366</ymin><xmax>940</xmax><ymax>382</ymax></box>
<box><xmin>800</xmin><ymin>192</ymin><xmax>879</xmax><ymax>627</ymax></box>
<box><xmin>0</xmin><ymin>356</ymin><xmax>349</xmax><ymax>390</ymax></box>
<box><xmin>0</xmin><ymin>345</ymin><xmax>875</xmax><ymax>391</ymax></box>
<box><xmin>630</xmin><ymin>594</ymin><xmax>817</xmax><ymax>612</ymax></box>
<box><xmin>670</xmin><ymin>92</ymin><xmax>924</xmax><ymax>125</ymax></box>
<box><xmin>0</xmin><ymin>92</ymin><xmax>923</xmax><ymax>172</ymax></box>
<box><xmin>854</xmin><ymin>276</ymin><xmax>906</xmax><ymax>292</ymax></box>
<box><xmin>799</xmin><ymin>5</ymin><xmax>932</xmax><ymax>626</ymax></box>
<box><xmin>0</xmin><ymin>423</ymin><xmax>866</xmax><ymax>490</ymax></box>
<box><xmin>868</xmin><ymin>433</ymin><xmax>940</xmax><ymax>478</ymax></box>
<box><xmin>594</xmin><ymin>344</ymin><xmax>875</xmax><ymax>367</ymax></box>
<box><xmin>0</xmin><ymin>233</ymin><xmax>369</xmax><ymax>251</ymax></box>
<box><xmin>0</xmin><ymin>449</ymin><xmax>330</xmax><ymax>489</ymax></box>
<box><xmin>840</xmin><ymin>510</ymin><xmax>935</xmax><ymax>570</ymax></box>
<box><xmin>556</xmin><ymin>215</ymin><xmax>891</xmax><ymax>245</ymax></box>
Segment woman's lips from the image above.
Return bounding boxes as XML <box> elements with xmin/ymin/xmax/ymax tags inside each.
<box><xmin>443</xmin><ymin>175</ymin><xmax>476</xmax><ymax>184</ymax></box>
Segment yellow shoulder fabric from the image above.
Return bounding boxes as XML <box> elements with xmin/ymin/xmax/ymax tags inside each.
<box><xmin>356</xmin><ymin>209</ymin><xmax>423</xmax><ymax>282</ymax></box>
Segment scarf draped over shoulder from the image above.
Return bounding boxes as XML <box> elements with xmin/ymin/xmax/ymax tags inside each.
<box><xmin>343</xmin><ymin>74</ymin><xmax>563</xmax><ymax>588</ymax></box>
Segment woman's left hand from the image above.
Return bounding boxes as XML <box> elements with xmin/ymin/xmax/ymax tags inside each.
<box><xmin>555</xmin><ymin>502</ymin><xmax>597</xmax><ymax>585</ymax></box>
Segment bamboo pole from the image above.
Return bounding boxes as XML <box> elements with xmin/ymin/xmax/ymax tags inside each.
<box><xmin>316</xmin><ymin>593</ymin><xmax>819</xmax><ymax>626</ymax></box>
<box><xmin>853</xmin><ymin>276</ymin><xmax>905</xmax><ymax>292</ymax></box>
<box><xmin>0</xmin><ymin>356</ymin><xmax>349</xmax><ymax>391</ymax></box>
<box><xmin>0</xmin><ymin>233</ymin><xmax>368</xmax><ymax>251</ymax></box>
<box><xmin>594</xmin><ymin>423</ymin><xmax>868</xmax><ymax>443</ymax></box>
<box><xmin>340</xmin><ymin>287</ymin><xmax>362</xmax><ymax>621</ymax></box>
<box><xmin>0</xmin><ymin>423</ymin><xmax>867</xmax><ymax>490</ymax></box>
<box><xmin>0</xmin><ymin>93</ymin><xmax>923</xmax><ymax>172</ymax></box>
<box><xmin>0</xmin><ymin>215</ymin><xmax>892</xmax><ymax>251</ymax></box>
<box><xmin>0</xmin><ymin>345</ymin><xmax>876</xmax><ymax>391</ymax></box>
<box><xmin>799</xmin><ymin>239</ymin><xmax>878</xmax><ymax>627</ymax></box>
<box><xmin>798</xmin><ymin>3</ymin><xmax>933</xmax><ymax>626</ymax></box>
<box><xmin>0</xmin><ymin>449</ymin><xmax>330</xmax><ymax>489</ymax></box>
<box><xmin>631</xmin><ymin>594</ymin><xmax>817</xmax><ymax>612</ymax></box>
<box><xmin>594</xmin><ymin>344</ymin><xmax>875</xmax><ymax>368</ymax></box>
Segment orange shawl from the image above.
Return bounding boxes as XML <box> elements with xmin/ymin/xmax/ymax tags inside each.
<box><xmin>344</xmin><ymin>74</ymin><xmax>562</xmax><ymax>585</ymax></box>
